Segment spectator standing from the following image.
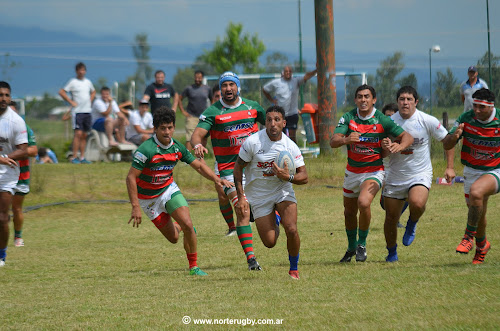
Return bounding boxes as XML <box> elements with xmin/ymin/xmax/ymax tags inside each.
<box><xmin>262</xmin><ymin>66</ymin><xmax>317</xmax><ymax>142</ymax></box>
<box><xmin>460</xmin><ymin>65</ymin><xmax>488</xmax><ymax>113</ymax></box>
<box><xmin>59</xmin><ymin>62</ymin><xmax>95</xmax><ymax>164</ymax></box>
<box><xmin>179</xmin><ymin>71</ymin><xmax>213</xmax><ymax>150</ymax></box>
<box><xmin>142</xmin><ymin>70</ymin><xmax>178</xmax><ymax>117</ymax></box>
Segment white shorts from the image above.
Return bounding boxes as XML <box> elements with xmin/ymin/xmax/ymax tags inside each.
<box><xmin>464</xmin><ymin>166</ymin><xmax>500</xmax><ymax>200</ymax></box>
<box><xmin>247</xmin><ymin>189</ymin><xmax>297</xmax><ymax>219</ymax></box>
<box><xmin>343</xmin><ymin>169</ymin><xmax>385</xmax><ymax>198</ymax></box>
<box><xmin>138</xmin><ymin>182</ymin><xmax>180</xmax><ymax>222</ymax></box>
<box><xmin>221</xmin><ymin>174</ymin><xmax>246</xmax><ymax>195</ymax></box>
<box><xmin>383</xmin><ymin>173</ymin><xmax>432</xmax><ymax>200</ymax></box>
<box><xmin>0</xmin><ymin>183</ymin><xmax>16</xmax><ymax>195</ymax></box>
<box><xmin>14</xmin><ymin>183</ymin><xmax>30</xmax><ymax>195</ymax></box>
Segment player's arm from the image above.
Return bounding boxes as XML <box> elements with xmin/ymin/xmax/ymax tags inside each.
<box><xmin>385</xmin><ymin>131</ymin><xmax>414</xmax><ymax>154</ymax></box>
<box><xmin>27</xmin><ymin>145</ymin><xmax>38</xmax><ymax>158</ymax></box>
<box><xmin>58</xmin><ymin>89</ymin><xmax>77</xmax><ymax>107</ymax></box>
<box><xmin>442</xmin><ymin>123</ymin><xmax>464</xmax><ymax>150</ymax></box>
<box><xmin>273</xmin><ymin>162</ymin><xmax>308</xmax><ymax>185</ymax></box>
<box><xmin>190</xmin><ymin>127</ymin><xmax>210</xmax><ymax>158</ymax></box>
<box><xmin>0</xmin><ymin>143</ymin><xmax>28</xmax><ymax>167</ymax></box>
<box><xmin>444</xmin><ymin>147</ymin><xmax>456</xmax><ymax>183</ymax></box>
<box><xmin>126</xmin><ymin>166</ymin><xmax>143</xmax><ymax>228</ymax></box>
<box><xmin>189</xmin><ymin>158</ymin><xmax>232</xmax><ymax>189</ymax></box>
<box><xmin>330</xmin><ymin>132</ymin><xmax>360</xmax><ymax>148</ymax></box>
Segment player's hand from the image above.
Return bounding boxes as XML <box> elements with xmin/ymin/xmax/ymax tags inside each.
<box><xmin>453</xmin><ymin>123</ymin><xmax>465</xmax><ymax>139</ymax></box>
<box><xmin>0</xmin><ymin>155</ymin><xmax>17</xmax><ymax>168</ymax></box>
<box><xmin>128</xmin><ymin>205</ymin><xmax>142</xmax><ymax>228</ymax></box>
<box><xmin>381</xmin><ymin>138</ymin><xmax>392</xmax><ymax>151</ymax></box>
<box><xmin>70</xmin><ymin>101</ymin><xmax>78</xmax><ymax>108</ymax></box>
<box><xmin>387</xmin><ymin>142</ymin><xmax>405</xmax><ymax>154</ymax></box>
<box><xmin>444</xmin><ymin>168</ymin><xmax>456</xmax><ymax>183</ymax></box>
<box><xmin>272</xmin><ymin>162</ymin><xmax>290</xmax><ymax>181</ymax></box>
<box><xmin>345</xmin><ymin>132</ymin><xmax>360</xmax><ymax>144</ymax></box>
<box><xmin>193</xmin><ymin>144</ymin><xmax>208</xmax><ymax>159</ymax></box>
<box><xmin>235</xmin><ymin>196</ymin><xmax>250</xmax><ymax>218</ymax></box>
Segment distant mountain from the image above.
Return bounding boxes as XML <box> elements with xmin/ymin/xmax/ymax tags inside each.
<box><xmin>0</xmin><ymin>24</ymin><xmax>469</xmax><ymax>101</ymax></box>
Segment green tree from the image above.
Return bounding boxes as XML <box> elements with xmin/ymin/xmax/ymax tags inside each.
<box><xmin>132</xmin><ymin>33</ymin><xmax>153</xmax><ymax>100</ymax></box>
<box><xmin>398</xmin><ymin>73</ymin><xmax>418</xmax><ymax>90</ymax></box>
<box><xmin>26</xmin><ymin>93</ymin><xmax>65</xmax><ymax>119</ymax></box>
<box><xmin>434</xmin><ymin>68</ymin><xmax>461</xmax><ymax>107</ymax></box>
<box><xmin>374</xmin><ymin>52</ymin><xmax>405</xmax><ymax>107</ymax></box>
<box><xmin>477</xmin><ymin>51</ymin><xmax>500</xmax><ymax>98</ymax></box>
<box><xmin>264</xmin><ymin>52</ymin><xmax>289</xmax><ymax>74</ymax></box>
<box><xmin>197</xmin><ymin>22</ymin><xmax>265</xmax><ymax>74</ymax></box>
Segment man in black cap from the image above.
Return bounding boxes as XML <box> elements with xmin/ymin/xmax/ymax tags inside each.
<box><xmin>460</xmin><ymin>65</ymin><xmax>488</xmax><ymax>113</ymax></box>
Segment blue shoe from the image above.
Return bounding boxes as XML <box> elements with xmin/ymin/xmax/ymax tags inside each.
<box><xmin>80</xmin><ymin>158</ymin><xmax>92</xmax><ymax>164</ymax></box>
<box><xmin>70</xmin><ymin>158</ymin><xmax>81</xmax><ymax>164</ymax></box>
<box><xmin>386</xmin><ymin>245</ymin><xmax>398</xmax><ymax>262</ymax></box>
<box><xmin>403</xmin><ymin>220</ymin><xmax>417</xmax><ymax>246</ymax></box>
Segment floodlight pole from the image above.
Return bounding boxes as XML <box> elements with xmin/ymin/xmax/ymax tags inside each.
<box><xmin>314</xmin><ymin>0</ymin><xmax>336</xmax><ymax>154</ymax></box>
<box><xmin>486</xmin><ymin>0</ymin><xmax>492</xmax><ymax>88</ymax></box>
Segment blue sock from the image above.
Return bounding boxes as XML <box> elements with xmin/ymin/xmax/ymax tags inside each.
<box><xmin>401</xmin><ymin>201</ymin><xmax>409</xmax><ymax>215</ymax></box>
<box><xmin>0</xmin><ymin>247</ymin><xmax>7</xmax><ymax>260</ymax></box>
<box><xmin>289</xmin><ymin>254</ymin><xmax>299</xmax><ymax>271</ymax></box>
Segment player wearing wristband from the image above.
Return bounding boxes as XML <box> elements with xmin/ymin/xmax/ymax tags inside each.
<box><xmin>234</xmin><ymin>106</ymin><xmax>308</xmax><ymax>279</ymax></box>
<box><xmin>442</xmin><ymin>88</ymin><xmax>499</xmax><ymax>264</ymax></box>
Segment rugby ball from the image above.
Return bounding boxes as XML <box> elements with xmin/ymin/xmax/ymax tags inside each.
<box><xmin>275</xmin><ymin>150</ymin><xmax>296</xmax><ymax>176</ymax></box>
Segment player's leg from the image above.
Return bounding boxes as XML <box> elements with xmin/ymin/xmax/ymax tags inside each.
<box><xmin>167</xmin><ymin>193</ymin><xmax>207</xmax><ymax>275</ymax></box>
<box><xmin>154</xmin><ymin>212</ymin><xmax>180</xmax><ymax>244</ymax></box>
<box><xmin>355</xmin><ymin>179</ymin><xmax>381</xmax><ymax>261</ymax></box>
<box><xmin>276</xmin><ymin>200</ymin><xmax>300</xmax><ymax>279</ymax></box>
<box><xmin>230</xmin><ymin>190</ymin><xmax>261</xmax><ymax>270</ymax></box>
<box><xmin>383</xmin><ymin>197</ymin><xmax>405</xmax><ymax>262</ymax></box>
<box><xmin>12</xmin><ymin>194</ymin><xmax>25</xmax><ymax>247</ymax></box>
<box><xmin>254</xmin><ymin>213</ymin><xmax>279</xmax><ymax>248</ymax></box>
<box><xmin>402</xmin><ymin>185</ymin><xmax>430</xmax><ymax>246</ymax></box>
<box><xmin>467</xmin><ymin>174</ymin><xmax>497</xmax><ymax>264</ymax></box>
<box><xmin>79</xmin><ymin>131</ymin><xmax>88</xmax><ymax>161</ymax></box>
<box><xmin>340</xmin><ymin>196</ymin><xmax>358</xmax><ymax>262</ymax></box>
<box><xmin>216</xmin><ymin>182</ymin><xmax>235</xmax><ymax>236</ymax></box>
<box><xmin>0</xmin><ymin>191</ymin><xmax>13</xmax><ymax>266</ymax></box>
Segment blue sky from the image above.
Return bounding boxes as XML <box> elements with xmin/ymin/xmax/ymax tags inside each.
<box><xmin>1</xmin><ymin>0</ymin><xmax>499</xmax><ymax>96</ymax></box>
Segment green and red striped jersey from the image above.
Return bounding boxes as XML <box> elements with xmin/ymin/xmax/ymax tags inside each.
<box><xmin>449</xmin><ymin>108</ymin><xmax>500</xmax><ymax>170</ymax></box>
<box><xmin>17</xmin><ymin>124</ymin><xmax>36</xmax><ymax>187</ymax></box>
<box><xmin>334</xmin><ymin>108</ymin><xmax>404</xmax><ymax>173</ymax></box>
<box><xmin>132</xmin><ymin>136</ymin><xmax>195</xmax><ymax>199</ymax></box>
<box><xmin>197</xmin><ymin>97</ymin><xmax>266</xmax><ymax>177</ymax></box>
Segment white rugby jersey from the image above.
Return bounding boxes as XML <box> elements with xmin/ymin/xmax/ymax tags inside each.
<box><xmin>387</xmin><ymin>109</ymin><xmax>448</xmax><ymax>181</ymax></box>
<box><xmin>238</xmin><ymin>129</ymin><xmax>304</xmax><ymax>197</ymax></box>
<box><xmin>0</xmin><ymin>107</ymin><xmax>28</xmax><ymax>185</ymax></box>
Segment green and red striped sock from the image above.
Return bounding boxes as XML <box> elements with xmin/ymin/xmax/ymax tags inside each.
<box><xmin>236</xmin><ymin>225</ymin><xmax>255</xmax><ymax>261</ymax></box>
<box><xmin>220</xmin><ymin>203</ymin><xmax>235</xmax><ymax>229</ymax></box>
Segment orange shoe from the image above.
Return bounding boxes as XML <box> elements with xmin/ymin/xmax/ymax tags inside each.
<box><xmin>456</xmin><ymin>235</ymin><xmax>474</xmax><ymax>254</ymax></box>
<box><xmin>472</xmin><ymin>241</ymin><xmax>490</xmax><ymax>264</ymax></box>
<box><xmin>289</xmin><ymin>270</ymin><xmax>299</xmax><ymax>280</ymax></box>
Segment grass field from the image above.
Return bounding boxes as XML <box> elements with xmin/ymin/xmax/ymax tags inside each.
<box><xmin>1</xmin><ymin>157</ymin><xmax>500</xmax><ymax>330</ymax></box>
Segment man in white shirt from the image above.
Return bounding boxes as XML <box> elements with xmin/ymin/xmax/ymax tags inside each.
<box><xmin>91</xmin><ymin>87</ymin><xmax>128</xmax><ymax>146</ymax></box>
<box><xmin>0</xmin><ymin>81</ymin><xmax>28</xmax><ymax>267</ymax></box>
<box><xmin>59</xmin><ymin>62</ymin><xmax>95</xmax><ymax>163</ymax></box>
<box><xmin>126</xmin><ymin>99</ymin><xmax>154</xmax><ymax>145</ymax></box>
<box><xmin>262</xmin><ymin>66</ymin><xmax>317</xmax><ymax>143</ymax></box>
<box><xmin>233</xmin><ymin>105</ymin><xmax>309</xmax><ymax>279</ymax></box>
<box><xmin>382</xmin><ymin>86</ymin><xmax>455</xmax><ymax>262</ymax></box>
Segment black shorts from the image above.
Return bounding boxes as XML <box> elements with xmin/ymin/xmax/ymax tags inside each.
<box><xmin>74</xmin><ymin>113</ymin><xmax>92</xmax><ymax>132</ymax></box>
<box><xmin>285</xmin><ymin>114</ymin><xmax>299</xmax><ymax>130</ymax></box>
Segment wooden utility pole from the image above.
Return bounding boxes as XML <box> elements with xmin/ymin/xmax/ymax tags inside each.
<box><xmin>314</xmin><ymin>0</ymin><xmax>337</xmax><ymax>154</ymax></box>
